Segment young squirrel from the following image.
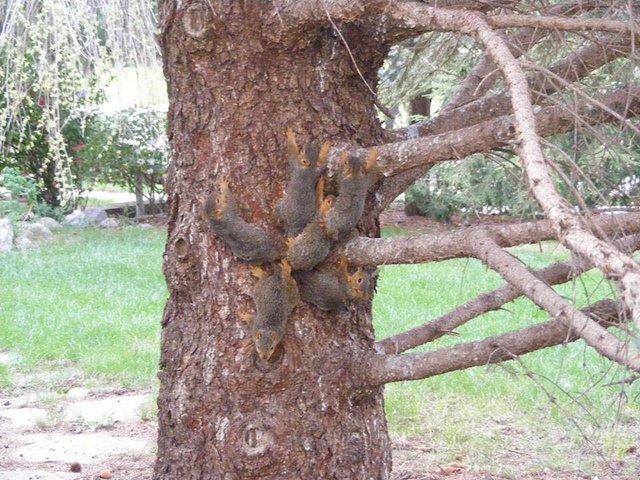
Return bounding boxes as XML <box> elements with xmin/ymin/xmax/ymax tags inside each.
<box><xmin>245</xmin><ymin>260</ymin><xmax>299</xmax><ymax>361</ymax></box>
<box><xmin>204</xmin><ymin>179</ymin><xmax>284</xmax><ymax>264</ymax></box>
<box><xmin>275</xmin><ymin>129</ymin><xmax>330</xmax><ymax>236</ymax></box>
<box><xmin>285</xmin><ymin>194</ymin><xmax>334</xmax><ymax>271</ymax></box>
<box><xmin>293</xmin><ymin>256</ymin><xmax>371</xmax><ymax>311</ymax></box>
<box><xmin>324</xmin><ymin>148</ymin><xmax>379</xmax><ymax>241</ymax></box>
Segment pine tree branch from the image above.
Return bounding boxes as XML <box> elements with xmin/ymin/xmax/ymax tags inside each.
<box><xmin>406</xmin><ymin>35</ymin><xmax>635</xmax><ymax>138</ymax></box>
<box><xmin>368</xmin><ymin>87</ymin><xmax>640</xmax><ymax>210</ymax></box>
<box><xmin>487</xmin><ymin>13</ymin><xmax>639</xmax><ymax>35</ymax></box>
<box><xmin>444</xmin><ymin>0</ymin><xmax>606</xmax><ymax>110</ymax></box>
<box><xmin>345</xmin><ymin>211</ymin><xmax>640</xmax><ymax>268</ymax></box>
<box><xmin>466</xmin><ymin>230</ymin><xmax>640</xmax><ymax>372</ymax></box>
<box><xmin>363</xmin><ymin>299</ymin><xmax>627</xmax><ymax>386</ymax></box>
<box><xmin>376</xmin><ymin>234</ymin><xmax>640</xmax><ymax>355</ymax></box>
<box><xmin>462</xmin><ymin>10</ymin><xmax>640</xmax><ymax>332</ymax></box>
<box><xmin>367</xmin><ymin>5</ymin><xmax>640</xmax><ymax>333</ymax></box>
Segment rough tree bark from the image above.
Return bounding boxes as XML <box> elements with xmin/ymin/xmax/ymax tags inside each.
<box><xmin>155</xmin><ymin>2</ymin><xmax>391</xmax><ymax>478</ymax></box>
<box><xmin>155</xmin><ymin>1</ymin><xmax>640</xmax><ymax>478</ymax></box>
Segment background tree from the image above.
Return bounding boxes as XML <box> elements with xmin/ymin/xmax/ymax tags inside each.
<box><xmin>155</xmin><ymin>1</ymin><xmax>640</xmax><ymax>478</ymax></box>
<box><xmin>0</xmin><ymin>0</ymin><xmax>158</xmax><ymax>207</ymax></box>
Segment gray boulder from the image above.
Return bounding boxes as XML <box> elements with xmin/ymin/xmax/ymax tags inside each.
<box><xmin>84</xmin><ymin>208</ymin><xmax>108</xmax><ymax>226</ymax></box>
<box><xmin>20</xmin><ymin>222</ymin><xmax>53</xmax><ymax>240</ymax></box>
<box><xmin>15</xmin><ymin>236</ymin><xmax>32</xmax><ymax>250</ymax></box>
<box><xmin>16</xmin><ymin>222</ymin><xmax>53</xmax><ymax>250</ymax></box>
<box><xmin>0</xmin><ymin>219</ymin><xmax>13</xmax><ymax>253</ymax></box>
<box><xmin>99</xmin><ymin>218</ymin><xmax>119</xmax><ymax>229</ymax></box>
<box><xmin>39</xmin><ymin>217</ymin><xmax>62</xmax><ymax>230</ymax></box>
<box><xmin>62</xmin><ymin>209</ymin><xmax>87</xmax><ymax>227</ymax></box>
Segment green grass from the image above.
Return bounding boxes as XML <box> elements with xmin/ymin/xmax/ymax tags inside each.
<box><xmin>373</xmin><ymin>240</ymin><xmax>638</xmax><ymax>477</ymax></box>
<box><xmin>0</xmin><ymin>363</ymin><xmax>9</xmax><ymax>387</ymax></box>
<box><xmin>0</xmin><ymin>227</ymin><xmax>166</xmax><ymax>386</ymax></box>
<box><xmin>0</xmin><ymin>225</ymin><xmax>637</xmax><ymax>477</ymax></box>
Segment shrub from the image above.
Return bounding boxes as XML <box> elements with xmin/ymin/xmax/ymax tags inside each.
<box><xmin>80</xmin><ymin>107</ymin><xmax>169</xmax><ymax>213</ymax></box>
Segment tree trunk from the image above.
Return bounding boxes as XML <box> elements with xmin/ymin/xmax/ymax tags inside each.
<box><xmin>135</xmin><ymin>173</ymin><xmax>145</xmax><ymax>218</ymax></box>
<box><xmin>155</xmin><ymin>3</ymin><xmax>391</xmax><ymax>478</ymax></box>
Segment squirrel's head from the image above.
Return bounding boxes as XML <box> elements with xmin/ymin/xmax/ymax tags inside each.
<box><xmin>341</xmin><ymin>154</ymin><xmax>364</xmax><ymax>178</ymax></box>
<box><xmin>318</xmin><ymin>195</ymin><xmax>335</xmax><ymax>224</ymax></box>
<box><xmin>348</xmin><ymin>270</ymin><xmax>371</xmax><ymax>301</ymax></box>
<box><xmin>298</xmin><ymin>146</ymin><xmax>313</xmax><ymax>168</ymax></box>
<box><xmin>254</xmin><ymin>328</ymin><xmax>283</xmax><ymax>361</ymax></box>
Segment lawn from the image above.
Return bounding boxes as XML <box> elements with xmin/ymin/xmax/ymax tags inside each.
<box><xmin>0</xmin><ymin>225</ymin><xmax>638</xmax><ymax>477</ymax></box>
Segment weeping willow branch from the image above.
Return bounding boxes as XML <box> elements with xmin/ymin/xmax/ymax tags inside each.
<box><xmin>0</xmin><ymin>0</ymin><xmax>159</xmax><ymax>203</ymax></box>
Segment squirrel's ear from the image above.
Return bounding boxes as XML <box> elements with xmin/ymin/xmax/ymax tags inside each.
<box><xmin>338</xmin><ymin>255</ymin><xmax>349</xmax><ymax>275</ymax></box>
<box><xmin>286</xmin><ymin>128</ymin><xmax>299</xmax><ymax>156</ymax></box>
<box><xmin>339</xmin><ymin>152</ymin><xmax>349</xmax><ymax>169</ymax></box>
<box><xmin>280</xmin><ymin>259</ymin><xmax>293</xmax><ymax>278</ymax></box>
<box><xmin>315</xmin><ymin>177</ymin><xmax>325</xmax><ymax>209</ymax></box>
<box><xmin>365</xmin><ymin>147</ymin><xmax>379</xmax><ymax>172</ymax></box>
<box><xmin>317</xmin><ymin>142</ymin><xmax>330</xmax><ymax>168</ymax></box>
<box><xmin>250</xmin><ymin>265</ymin><xmax>265</xmax><ymax>279</ymax></box>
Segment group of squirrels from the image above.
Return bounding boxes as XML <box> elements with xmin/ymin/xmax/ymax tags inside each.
<box><xmin>204</xmin><ymin>130</ymin><xmax>379</xmax><ymax>361</ymax></box>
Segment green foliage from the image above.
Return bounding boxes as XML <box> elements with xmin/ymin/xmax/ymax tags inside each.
<box><xmin>0</xmin><ymin>166</ymin><xmax>66</xmax><ymax>220</ymax></box>
<box><xmin>0</xmin><ymin>167</ymin><xmax>39</xmax><ymax>205</ymax></box>
<box><xmin>0</xmin><ymin>166</ymin><xmax>38</xmax><ymax>219</ymax></box>
<box><xmin>0</xmin><ymin>0</ymin><xmax>158</xmax><ymax>207</ymax></box>
<box><xmin>80</xmin><ymin>108</ymin><xmax>168</xmax><ymax>203</ymax></box>
<box><xmin>405</xmin><ymin>156</ymin><xmax>537</xmax><ymax>221</ymax></box>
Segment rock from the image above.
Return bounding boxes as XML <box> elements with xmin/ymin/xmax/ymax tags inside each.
<box><xmin>12</xmin><ymin>432</ymin><xmax>149</xmax><ymax>463</ymax></box>
<box><xmin>0</xmin><ymin>219</ymin><xmax>13</xmax><ymax>252</ymax></box>
<box><xmin>0</xmin><ymin>408</ymin><xmax>48</xmax><ymax>429</ymax></box>
<box><xmin>15</xmin><ymin>236</ymin><xmax>32</xmax><ymax>250</ymax></box>
<box><xmin>83</xmin><ymin>208</ymin><xmax>108</xmax><ymax>226</ymax></box>
<box><xmin>98</xmin><ymin>218</ymin><xmax>119</xmax><ymax>229</ymax></box>
<box><xmin>39</xmin><ymin>217</ymin><xmax>61</xmax><ymax>230</ymax></box>
<box><xmin>63</xmin><ymin>394</ymin><xmax>151</xmax><ymax>424</ymax></box>
<box><xmin>99</xmin><ymin>470</ymin><xmax>112</xmax><ymax>479</ymax></box>
<box><xmin>62</xmin><ymin>210</ymin><xmax>87</xmax><ymax>227</ymax></box>
<box><xmin>20</xmin><ymin>222</ymin><xmax>53</xmax><ymax>240</ymax></box>
<box><xmin>15</xmin><ymin>222</ymin><xmax>53</xmax><ymax>250</ymax></box>
<box><xmin>69</xmin><ymin>462</ymin><xmax>82</xmax><ymax>473</ymax></box>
